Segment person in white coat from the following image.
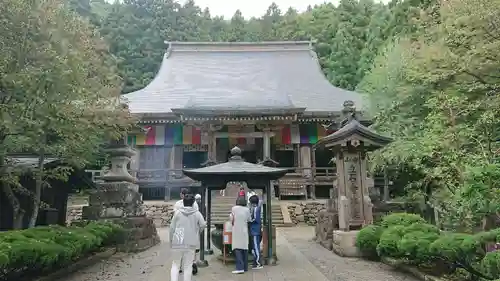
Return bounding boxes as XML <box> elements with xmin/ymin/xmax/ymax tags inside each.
<box><xmin>230</xmin><ymin>197</ymin><xmax>251</xmax><ymax>274</ymax></box>
<box><xmin>173</xmin><ymin>188</ymin><xmax>199</xmax><ymax>274</ymax></box>
<box><xmin>169</xmin><ymin>193</ymin><xmax>206</xmax><ymax>281</ymax></box>
<box><xmin>174</xmin><ymin>188</ymin><xmax>199</xmax><ymax>212</ymax></box>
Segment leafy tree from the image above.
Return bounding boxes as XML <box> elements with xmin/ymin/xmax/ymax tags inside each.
<box><xmin>360</xmin><ymin>0</ymin><xmax>500</xmax><ymax>230</ymax></box>
<box><xmin>0</xmin><ymin>0</ymin><xmax>132</xmax><ymax>228</ymax></box>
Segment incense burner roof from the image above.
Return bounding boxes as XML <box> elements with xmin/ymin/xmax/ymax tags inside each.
<box><xmin>122</xmin><ymin>41</ymin><xmax>364</xmax><ymax>114</ymax></box>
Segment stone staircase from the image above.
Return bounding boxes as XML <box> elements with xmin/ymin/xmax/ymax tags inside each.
<box><xmin>209</xmin><ymin>196</ymin><xmax>289</xmax><ymax>227</ymax></box>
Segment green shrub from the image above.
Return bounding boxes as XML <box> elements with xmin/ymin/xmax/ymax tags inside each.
<box><xmin>398</xmin><ymin>231</ymin><xmax>440</xmax><ymax>264</ymax></box>
<box><xmin>0</xmin><ymin>221</ymin><xmax>122</xmax><ymax>280</ymax></box>
<box><xmin>377</xmin><ymin>225</ymin><xmax>407</xmax><ymax>258</ymax></box>
<box><xmin>474</xmin><ymin>228</ymin><xmax>500</xmax><ymax>247</ymax></box>
<box><xmin>376</xmin><ymin>222</ymin><xmax>440</xmax><ymax>261</ymax></box>
<box><xmin>356</xmin><ymin>225</ymin><xmax>383</xmax><ymax>257</ymax></box>
<box><xmin>403</xmin><ymin>223</ymin><xmax>440</xmax><ymax>234</ymax></box>
<box><xmin>429</xmin><ymin>233</ymin><xmax>476</xmax><ymax>263</ymax></box>
<box><xmin>481</xmin><ymin>251</ymin><xmax>500</xmax><ymax>279</ymax></box>
<box><xmin>380</xmin><ymin>213</ymin><xmax>426</xmax><ymax>228</ymax></box>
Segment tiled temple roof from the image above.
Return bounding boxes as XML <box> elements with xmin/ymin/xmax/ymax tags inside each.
<box><xmin>122</xmin><ymin>41</ymin><xmax>364</xmax><ymax>115</ymax></box>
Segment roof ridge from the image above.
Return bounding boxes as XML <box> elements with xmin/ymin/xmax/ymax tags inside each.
<box><xmin>165</xmin><ymin>41</ymin><xmax>313</xmax><ymax>46</ymax></box>
<box><xmin>164</xmin><ymin>41</ymin><xmax>314</xmax><ymax>52</ymax></box>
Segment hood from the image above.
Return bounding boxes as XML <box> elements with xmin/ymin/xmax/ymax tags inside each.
<box><xmin>178</xmin><ymin>206</ymin><xmax>198</xmax><ymax>216</ymax></box>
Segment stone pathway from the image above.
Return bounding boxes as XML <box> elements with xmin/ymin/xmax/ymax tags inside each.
<box><xmin>280</xmin><ymin>227</ymin><xmax>418</xmax><ymax>281</ymax></box>
<box><xmin>64</xmin><ymin>227</ymin><xmax>417</xmax><ymax>281</ymax></box>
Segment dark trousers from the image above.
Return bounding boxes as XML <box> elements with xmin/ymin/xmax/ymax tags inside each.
<box><xmin>234</xmin><ymin>249</ymin><xmax>248</xmax><ymax>271</ymax></box>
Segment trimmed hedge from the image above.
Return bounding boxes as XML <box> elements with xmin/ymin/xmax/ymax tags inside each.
<box><xmin>356</xmin><ymin>213</ymin><xmax>500</xmax><ymax>280</ymax></box>
<box><xmin>355</xmin><ymin>225</ymin><xmax>383</xmax><ymax>258</ymax></box>
<box><xmin>0</xmin><ymin>221</ymin><xmax>122</xmax><ymax>280</ymax></box>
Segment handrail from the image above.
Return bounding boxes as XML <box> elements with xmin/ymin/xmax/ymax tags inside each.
<box><xmin>84</xmin><ymin>167</ymin><xmax>336</xmax><ymax>183</ymax></box>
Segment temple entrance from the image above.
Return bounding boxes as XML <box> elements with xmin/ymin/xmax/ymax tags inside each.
<box><xmin>242</xmin><ymin>150</ymin><xmax>257</xmax><ymax>163</ymax></box>
<box><xmin>315</xmin><ymin>148</ymin><xmax>334</xmax><ymax>167</ymax></box>
<box><xmin>314</xmin><ymin>148</ymin><xmax>335</xmax><ymax>199</ymax></box>
<box><xmin>182</xmin><ymin>151</ymin><xmax>207</xmax><ymax>168</ymax></box>
<box><xmin>274</xmin><ymin>150</ymin><xmax>294</xmax><ymax>168</ymax></box>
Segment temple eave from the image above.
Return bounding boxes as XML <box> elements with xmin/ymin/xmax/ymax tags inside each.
<box><xmin>314</xmin><ymin>130</ymin><xmax>393</xmax><ymax>149</ymax></box>
<box><xmin>171</xmin><ymin>107</ymin><xmax>306</xmax><ymax>116</ymax></box>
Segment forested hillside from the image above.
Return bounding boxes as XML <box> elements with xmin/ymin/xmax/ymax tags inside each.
<box><xmin>72</xmin><ymin>0</ymin><xmax>499</xmax><ymax>230</ymax></box>
<box><xmin>68</xmin><ymin>0</ymin><xmax>435</xmax><ymax>93</ymax></box>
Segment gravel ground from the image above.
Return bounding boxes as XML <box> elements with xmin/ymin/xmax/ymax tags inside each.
<box><xmin>63</xmin><ymin>228</ymin><xmax>170</xmax><ymax>281</ymax></box>
<box><xmin>280</xmin><ymin>227</ymin><xmax>419</xmax><ymax>281</ymax></box>
<box><xmin>62</xmin><ymin>226</ymin><xmax>418</xmax><ymax>281</ymax></box>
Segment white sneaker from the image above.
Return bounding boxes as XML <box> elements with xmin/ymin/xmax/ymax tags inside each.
<box><xmin>252</xmin><ymin>265</ymin><xmax>263</xmax><ymax>269</ymax></box>
<box><xmin>232</xmin><ymin>270</ymin><xmax>244</xmax><ymax>274</ymax></box>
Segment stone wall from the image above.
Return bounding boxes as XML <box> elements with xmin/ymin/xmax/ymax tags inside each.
<box><xmin>287</xmin><ymin>201</ymin><xmax>326</xmax><ymax>226</ymax></box>
<box><xmin>66</xmin><ymin>202</ymin><xmax>175</xmax><ymax>227</ymax></box>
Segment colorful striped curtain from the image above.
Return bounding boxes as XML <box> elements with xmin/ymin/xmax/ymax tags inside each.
<box><xmin>298</xmin><ymin>123</ymin><xmax>328</xmax><ymax>144</ymax></box>
<box><xmin>127</xmin><ymin>124</ymin><xmax>184</xmax><ymax>146</ymax></box>
<box><xmin>273</xmin><ymin>125</ymin><xmax>293</xmax><ymax>145</ymax></box>
<box><xmin>126</xmin><ymin>123</ymin><xmax>330</xmax><ymax>146</ymax></box>
<box><xmin>182</xmin><ymin>125</ymin><xmax>202</xmax><ymax>145</ymax></box>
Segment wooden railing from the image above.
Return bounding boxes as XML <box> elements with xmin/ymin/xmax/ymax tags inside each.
<box><xmin>85</xmin><ymin>167</ymin><xmax>336</xmax><ymax>185</ymax></box>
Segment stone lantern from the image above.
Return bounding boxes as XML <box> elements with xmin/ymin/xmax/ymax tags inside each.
<box><xmin>313</xmin><ymin>100</ymin><xmax>392</xmax><ymax>257</ymax></box>
<box><xmin>82</xmin><ymin>129</ymin><xmax>160</xmax><ymax>252</ymax></box>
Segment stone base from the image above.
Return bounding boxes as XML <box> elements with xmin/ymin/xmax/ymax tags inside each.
<box><xmin>115</xmin><ymin>216</ymin><xmax>160</xmax><ymax>252</ymax></box>
<box><xmin>82</xmin><ymin>181</ymin><xmax>143</xmax><ymax>221</ymax></box>
<box><xmin>315</xmin><ymin>211</ymin><xmax>338</xmax><ymax>251</ymax></box>
<box><xmin>331</xmin><ymin>230</ymin><xmax>362</xmax><ymax>257</ymax></box>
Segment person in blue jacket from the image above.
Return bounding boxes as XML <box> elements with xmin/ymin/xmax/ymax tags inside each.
<box><xmin>248</xmin><ymin>194</ymin><xmax>263</xmax><ymax>269</ymax></box>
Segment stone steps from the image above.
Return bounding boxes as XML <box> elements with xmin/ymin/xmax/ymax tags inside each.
<box><xmin>209</xmin><ymin>197</ymin><xmax>289</xmax><ymax>227</ymax></box>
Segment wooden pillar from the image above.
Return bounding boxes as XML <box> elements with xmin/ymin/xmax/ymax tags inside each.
<box><xmin>294</xmin><ymin>144</ymin><xmax>300</xmax><ymax>173</ymax></box>
<box><xmin>197</xmin><ymin>186</ymin><xmax>208</xmax><ymax>267</ymax></box>
<box><xmin>262</xmin><ymin>187</ymin><xmax>267</xmax><ymax>227</ymax></box>
<box><xmin>311</xmin><ymin>147</ymin><xmax>317</xmax><ymax>199</ymax></box>
<box><xmin>300</xmin><ymin>145</ymin><xmax>312</xmax><ymax>177</ymax></box>
<box><xmin>266</xmin><ymin>180</ymin><xmax>276</xmax><ymax>265</ymax></box>
<box><xmin>207</xmin><ymin>130</ymin><xmax>216</xmax><ymax>163</ymax></box>
<box><xmin>263</xmin><ymin>128</ymin><xmax>271</xmax><ymax>160</ymax></box>
<box><xmin>129</xmin><ymin>148</ymin><xmax>140</xmax><ymax>178</ymax></box>
<box><xmin>205</xmin><ymin>188</ymin><xmax>213</xmax><ymax>255</ymax></box>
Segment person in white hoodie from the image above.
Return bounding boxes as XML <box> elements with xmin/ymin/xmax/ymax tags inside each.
<box><xmin>170</xmin><ymin>193</ymin><xmax>206</xmax><ymax>281</ymax></box>
<box><xmin>173</xmin><ymin>188</ymin><xmax>199</xmax><ymax>275</ymax></box>
<box><xmin>174</xmin><ymin>188</ymin><xmax>199</xmax><ymax>212</ymax></box>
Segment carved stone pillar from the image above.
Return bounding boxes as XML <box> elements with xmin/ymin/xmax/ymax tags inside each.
<box><xmin>335</xmin><ymin>148</ymin><xmax>373</xmax><ymax>230</ymax></box>
<box><xmin>313</xmin><ymin>100</ymin><xmax>392</xmax><ymax>257</ymax></box>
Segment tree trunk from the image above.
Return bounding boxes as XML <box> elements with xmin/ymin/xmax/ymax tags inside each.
<box><xmin>2</xmin><ymin>182</ymin><xmax>25</xmax><ymax>229</ymax></box>
<box><xmin>0</xmin><ymin>154</ymin><xmax>25</xmax><ymax>229</ymax></box>
<box><xmin>28</xmin><ymin>147</ymin><xmax>45</xmax><ymax>228</ymax></box>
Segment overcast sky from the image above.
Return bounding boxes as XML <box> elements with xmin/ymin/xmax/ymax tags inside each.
<box><xmin>180</xmin><ymin>0</ymin><xmax>389</xmax><ymax>19</ymax></box>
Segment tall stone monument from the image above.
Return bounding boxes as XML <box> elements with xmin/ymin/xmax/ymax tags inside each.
<box><xmin>82</xmin><ymin>135</ymin><xmax>160</xmax><ymax>252</ymax></box>
<box><xmin>314</xmin><ymin>100</ymin><xmax>392</xmax><ymax>257</ymax></box>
